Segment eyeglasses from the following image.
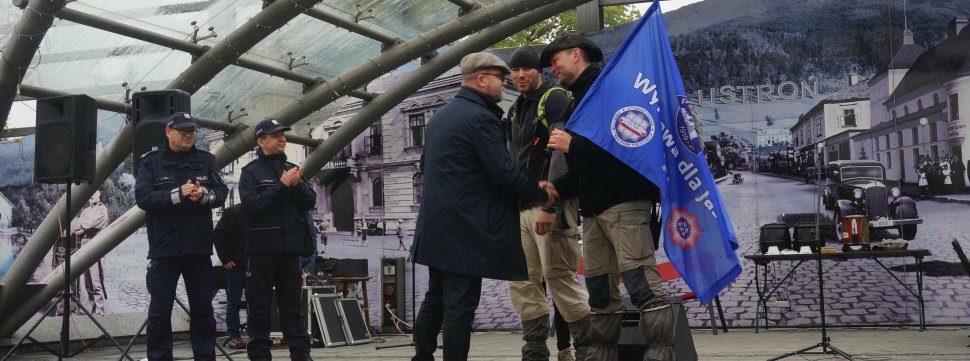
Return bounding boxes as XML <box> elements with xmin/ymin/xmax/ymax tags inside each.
<box><xmin>171</xmin><ymin>127</ymin><xmax>197</xmax><ymax>135</ymax></box>
<box><xmin>479</xmin><ymin>72</ymin><xmax>508</xmax><ymax>83</ymax></box>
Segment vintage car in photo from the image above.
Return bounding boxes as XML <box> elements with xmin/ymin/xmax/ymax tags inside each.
<box><xmin>822</xmin><ymin>160</ymin><xmax>922</xmax><ymax>240</ymax></box>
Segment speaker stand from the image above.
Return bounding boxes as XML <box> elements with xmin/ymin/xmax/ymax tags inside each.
<box><xmin>1</xmin><ymin>184</ymin><xmax>128</xmax><ymax>361</ymax></box>
<box><xmin>768</xmin><ymin>146</ymin><xmax>852</xmax><ymax>361</ymax></box>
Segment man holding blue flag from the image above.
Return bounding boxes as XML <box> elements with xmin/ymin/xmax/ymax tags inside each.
<box><xmin>549</xmin><ymin>1</ymin><xmax>743</xmax><ymax>359</ymax></box>
<box><xmin>542</xmin><ymin>33</ymin><xmax>674</xmax><ymax>361</ymax></box>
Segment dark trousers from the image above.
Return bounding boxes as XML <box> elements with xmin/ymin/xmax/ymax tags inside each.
<box><xmin>553</xmin><ymin>302</ymin><xmax>570</xmax><ymax>351</ymax></box>
<box><xmin>246</xmin><ymin>254</ymin><xmax>310</xmax><ymax>361</ymax></box>
<box><xmin>412</xmin><ymin>267</ymin><xmax>482</xmax><ymax>361</ymax></box>
<box><xmin>225</xmin><ymin>266</ymin><xmax>246</xmax><ymax>338</ymax></box>
<box><xmin>146</xmin><ymin>256</ymin><xmax>215</xmax><ymax>361</ymax></box>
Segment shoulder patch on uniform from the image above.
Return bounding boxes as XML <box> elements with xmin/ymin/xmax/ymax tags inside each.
<box><xmin>140</xmin><ymin>146</ymin><xmax>160</xmax><ymax>159</ymax></box>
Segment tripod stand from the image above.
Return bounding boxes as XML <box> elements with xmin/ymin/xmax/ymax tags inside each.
<box><xmin>769</xmin><ymin>145</ymin><xmax>852</xmax><ymax>360</ymax></box>
<box><xmin>1</xmin><ymin>184</ymin><xmax>128</xmax><ymax>361</ymax></box>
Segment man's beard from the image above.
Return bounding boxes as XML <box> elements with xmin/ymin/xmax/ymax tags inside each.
<box><xmin>489</xmin><ymin>90</ymin><xmax>503</xmax><ymax>103</ymax></box>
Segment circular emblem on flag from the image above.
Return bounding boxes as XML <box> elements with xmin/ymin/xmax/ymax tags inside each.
<box><xmin>675</xmin><ymin>96</ymin><xmax>702</xmax><ymax>155</ymax></box>
<box><xmin>666</xmin><ymin>208</ymin><xmax>701</xmax><ymax>249</ymax></box>
<box><xmin>610</xmin><ymin>106</ymin><xmax>655</xmax><ymax>148</ymax></box>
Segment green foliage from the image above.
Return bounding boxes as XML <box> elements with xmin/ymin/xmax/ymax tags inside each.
<box><xmin>492</xmin><ymin>5</ymin><xmax>641</xmax><ymax>48</ymax></box>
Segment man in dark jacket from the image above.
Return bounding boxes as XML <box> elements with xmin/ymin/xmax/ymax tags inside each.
<box><xmin>411</xmin><ymin>52</ymin><xmax>558</xmax><ymax>361</ymax></box>
<box><xmin>212</xmin><ymin>202</ymin><xmax>247</xmax><ymax>349</ymax></box>
<box><xmin>239</xmin><ymin>118</ymin><xmax>316</xmax><ymax>361</ymax></box>
<box><xmin>504</xmin><ymin>47</ymin><xmax>589</xmax><ymax>361</ymax></box>
<box><xmin>543</xmin><ymin>34</ymin><xmax>675</xmax><ymax>361</ymax></box>
<box><xmin>135</xmin><ymin>112</ymin><xmax>228</xmax><ymax>361</ymax></box>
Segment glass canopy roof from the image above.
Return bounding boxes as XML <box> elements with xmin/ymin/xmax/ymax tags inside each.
<box><xmin>0</xmin><ymin>0</ymin><xmax>494</xmax><ymax>132</ymax></box>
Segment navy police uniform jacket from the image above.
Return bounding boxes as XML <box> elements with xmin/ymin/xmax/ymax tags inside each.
<box><xmin>135</xmin><ymin>145</ymin><xmax>229</xmax><ymax>259</ymax></box>
<box><xmin>412</xmin><ymin>86</ymin><xmax>548</xmax><ymax>281</ymax></box>
<box><xmin>239</xmin><ymin>149</ymin><xmax>316</xmax><ymax>254</ymax></box>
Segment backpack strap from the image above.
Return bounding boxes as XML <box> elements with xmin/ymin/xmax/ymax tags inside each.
<box><xmin>536</xmin><ymin>86</ymin><xmax>571</xmax><ymax>128</ymax></box>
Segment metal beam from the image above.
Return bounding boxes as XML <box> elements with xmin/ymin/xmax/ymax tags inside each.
<box><xmin>54</xmin><ymin>7</ymin><xmax>377</xmax><ymax>101</ymax></box>
<box><xmin>0</xmin><ymin>0</ymin><xmax>586</xmax><ymax>336</ymax></box>
<box><xmin>55</xmin><ymin>7</ymin><xmax>204</xmax><ymax>54</ymax></box>
<box><xmin>304</xmin><ymin>7</ymin><xmax>401</xmax><ymax>48</ymax></box>
<box><xmin>577</xmin><ymin>1</ymin><xmax>604</xmax><ymax>33</ymax></box>
<box><xmin>0</xmin><ymin>0</ymin><xmax>561</xmax><ymax>335</ymax></box>
<box><xmin>0</xmin><ymin>0</ymin><xmax>324</xmax><ymax>321</ymax></box>
<box><xmin>302</xmin><ymin>0</ymin><xmax>590</xmax><ymax>176</ymax></box>
<box><xmin>598</xmin><ymin>0</ymin><xmax>652</xmax><ymax>5</ymax></box>
<box><xmin>0</xmin><ymin>0</ymin><xmax>68</xmax><ymax>133</ymax></box>
<box><xmin>213</xmin><ymin>0</ymin><xmax>566</xmax><ymax>167</ymax></box>
<box><xmin>17</xmin><ymin>84</ymin><xmax>321</xmax><ymax>146</ymax></box>
<box><xmin>448</xmin><ymin>0</ymin><xmax>482</xmax><ymax>14</ymax></box>
<box><xmin>2</xmin><ymin>127</ymin><xmax>34</xmax><ymax>137</ymax></box>
<box><xmin>165</xmin><ymin>0</ymin><xmax>323</xmax><ymax>94</ymax></box>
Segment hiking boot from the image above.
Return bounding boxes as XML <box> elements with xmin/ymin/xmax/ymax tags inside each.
<box><xmin>228</xmin><ymin>336</ymin><xmax>247</xmax><ymax>349</ymax></box>
<box><xmin>558</xmin><ymin>346</ymin><xmax>576</xmax><ymax>361</ymax></box>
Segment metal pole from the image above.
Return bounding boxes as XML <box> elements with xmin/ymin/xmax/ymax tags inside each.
<box><xmin>0</xmin><ymin>0</ymin><xmax>323</xmax><ymax>319</ymax></box>
<box><xmin>61</xmin><ymin>183</ymin><xmax>72</xmax><ymax>358</ymax></box>
<box><xmin>0</xmin><ymin>0</ymin><xmax>68</xmax><ymax>131</ymax></box>
<box><xmin>0</xmin><ymin>0</ymin><xmax>572</xmax><ymax>335</ymax></box>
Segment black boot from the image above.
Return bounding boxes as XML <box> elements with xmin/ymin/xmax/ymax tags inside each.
<box><xmin>583</xmin><ymin>314</ymin><xmax>621</xmax><ymax>361</ymax></box>
<box><xmin>521</xmin><ymin>315</ymin><xmax>550</xmax><ymax>361</ymax></box>
<box><xmin>639</xmin><ymin>300</ymin><xmax>675</xmax><ymax>361</ymax></box>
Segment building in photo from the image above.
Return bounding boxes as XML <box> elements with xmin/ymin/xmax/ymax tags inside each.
<box><xmin>791</xmin><ymin>75</ymin><xmax>871</xmax><ymax>167</ymax></box>
<box><xmin>856</xmin><ymin>18</ymin><xmax>969</xmax><ymax>184</ymax></box>
<box><xmin>310</xmin><ymin>70</ymin><xmax>519</xmax><ymax>234</ymax></box>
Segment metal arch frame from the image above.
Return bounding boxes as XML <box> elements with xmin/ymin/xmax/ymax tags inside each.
<box><xmin>211</xmin><ymin>0</ymin><xmax>567</xmax><ymax>165</ymax></box>
<box><xmin>18</xmin><ymin>84</ymin><xmax>322</xmax><ymax>147</ymax></box>
<box><xmin>0</xmin><ymin>0</ymin><xmax>325</xmax><ymax>322</ymax></box>
<box><xmin>53</xmin><ymin>7</ymin><xmax>376</xmax><ymax>100</ymax></box>
<box><xmin>301</xmin><ymin>0</ymin><xmax>591</xmax><ymax>175</ymax></box>
<box><xmin>304</xmin><ymin>6</ymin><xmax>401</xmax><ymax>48</ymax></box>
<box><xmin>0</xmin><ymin>0</ymin><xmax>580</xmax><ymax>336</ymax></box>
<box><xmin>0</xmin><ymin>0</ymin><xmax>68</xmax><ymax>132</ymax></box>
<box><xmin>167</xmin><ymin>0</ymin><xmax>324</xmax><ymax>94</ymax></box>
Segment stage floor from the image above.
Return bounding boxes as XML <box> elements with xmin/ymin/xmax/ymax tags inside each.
<box><xmin>5</xmin><ymin>326</ymin><xmax>969</xmax><ymax>360</ymax></box>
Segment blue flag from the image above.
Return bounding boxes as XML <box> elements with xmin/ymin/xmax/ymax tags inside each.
<box><xmin>566</xmin><ymin>0</ymin><xmax>741</xmax><ymax>304</ymax></box>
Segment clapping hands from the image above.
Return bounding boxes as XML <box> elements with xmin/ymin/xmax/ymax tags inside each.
<box><xmin>182</xmin><ymin>180</ymin><xmax>204</xmax><ymax>202</ymax></box>
<box><xmin>281</xmin><ymin>166</ymin><xmax>304</xmax><ymax>187</ymax></box>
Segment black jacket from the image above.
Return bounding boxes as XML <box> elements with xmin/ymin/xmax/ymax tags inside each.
<box><xmin>554</xmin><ymin>66</ymin><xmax>661</xmax><ymax>217</ymax></box>
<box><xmin>412</xmin><ymin>86</ymin><xmax>548</xmax><ymax>281</ymax></box>
<box><xmin>213</xmin><ymin>203</ymin><xmax>246</xmax><ymax>267</ymax></box>
<box><xmin>135</xmin><ymin>145</ymin><xmax>228</xmax><ymax>259</ymax></box>
<box><xmin>239</xmin><ymin>149</ymin><xmax>317</xmax><ymax>254</ymax></box>
<box><xmin>505</xmin><ymin>82</ymin><xmax>569</xmax><ymax>183</ymax></box>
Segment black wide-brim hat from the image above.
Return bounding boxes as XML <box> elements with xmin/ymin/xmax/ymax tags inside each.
<box><xmin>539</xmin><ymin>33</ymin><xmax>603</xmax><ymax>68</ymax></box>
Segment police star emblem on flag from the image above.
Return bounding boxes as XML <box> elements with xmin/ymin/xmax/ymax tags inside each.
<box><xmin>667</xmin><ymin>208</ymin><xmax>701</xmax><ymax>249</ymax></box>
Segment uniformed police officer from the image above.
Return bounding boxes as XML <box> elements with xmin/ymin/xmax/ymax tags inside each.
<box><xmin>239</xmin><ymin>118</ymin><xmax>316</xmax><ymax>361</ymax></box>
<box><xmin>135</xmin><ymin>112</ymin><xmax>228</xmax><ymax>361</ymax></box>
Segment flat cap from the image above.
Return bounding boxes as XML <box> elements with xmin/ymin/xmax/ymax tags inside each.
<box><xmin>166</xmin><ymin>112</ymin><xmax>197</xmax><ymax>129</ymax></box>
<box><xmin>460</xmin><ymin>52</ymin><xmax>511</xmax><ymax>75</ymax></box>
<box><xmin>539</xmin><ymin>33</ymin><xmax>603</xmax><ymax>68</ymax></box>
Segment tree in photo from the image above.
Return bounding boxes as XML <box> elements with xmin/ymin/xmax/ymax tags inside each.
<box><xmin>491</xmin><ymin>5</ymin><xmax>640</xmax><ymax>48</ymax></box>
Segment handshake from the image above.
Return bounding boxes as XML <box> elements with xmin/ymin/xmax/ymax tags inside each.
<box><xmin>536</xmin><ymin>181</ymin><xmax>559</xmax><ymax>208</ymax></box>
